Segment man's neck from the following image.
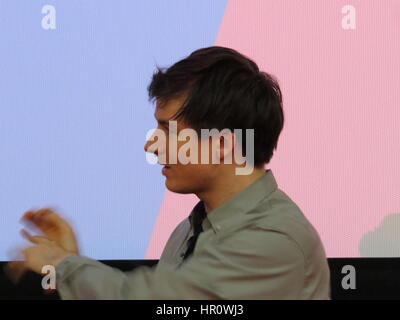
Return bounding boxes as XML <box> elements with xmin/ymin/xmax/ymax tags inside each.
<box><xmin>197</xmin><ymin>167</ymin><xmax>267</xmax><ymax>213</ymax></box>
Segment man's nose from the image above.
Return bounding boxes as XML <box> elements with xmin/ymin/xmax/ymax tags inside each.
<box><xmin>144</xmin><ymin>139</ymin><xmax>158</xmax><ymax>155</ymax></box>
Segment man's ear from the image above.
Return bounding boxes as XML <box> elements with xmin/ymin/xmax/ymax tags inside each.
<box><xmin>217</xmin><ymin>130</ymin><xmax>234</xmax><ymax>164</ymax></box>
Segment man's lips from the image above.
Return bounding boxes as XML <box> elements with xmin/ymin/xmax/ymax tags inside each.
<box><xmin>161</xmin><ymin>165</ymin><xmax>171</xmax><ymax>175</ymax></box>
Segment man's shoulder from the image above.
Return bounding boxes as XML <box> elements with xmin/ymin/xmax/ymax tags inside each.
<box><xmin>248</xmin><ymin>188</ymin><xmax>326</xmax><ymax>260</ymax></box>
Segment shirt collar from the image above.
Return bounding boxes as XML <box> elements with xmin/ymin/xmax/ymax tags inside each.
<box><xmin>189</xmin><ymin>169</ymin><xmax>278</xmax><ymax>233</ymax></box>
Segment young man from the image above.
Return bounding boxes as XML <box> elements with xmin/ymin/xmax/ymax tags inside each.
<box><xmin>7</xmin><ymin>46</ymin><xmax>330</xmax><ymax>299</ymax></box>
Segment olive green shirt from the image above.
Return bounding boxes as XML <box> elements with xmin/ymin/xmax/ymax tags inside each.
<box><xmin>55</xmin><ymin>169</ymin><xmax>331</xmax><ymax>299</ymax></box>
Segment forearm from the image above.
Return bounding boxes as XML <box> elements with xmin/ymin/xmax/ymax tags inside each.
<box><xmin>54</xmin><ymin>255</ymin><xmax>218</xmax><ymax>300</ymax></box>
<box><xmin>55</xmin><ymin>255</ymin><xmax>137</xmax><ymax>299</ymax></box>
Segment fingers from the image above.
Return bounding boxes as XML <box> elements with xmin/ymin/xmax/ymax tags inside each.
<box><xmin>22</xmin><ymin>208</ymin><xmax>53</xmax><ymax>224</ymax></box>
<box><xmin>21</xmin><ymin>207</ymin><xmax>71</xmax><ymax>231</ymax></box>
<box><xmin>18</xmin><ymin>207</ymin><xmax>80</xmax><ymax>255</ymax></box>
<box><xmin>22</xmin><ymin>208</ymin><xmax>52</xmax><ymax>222</ymax></box>
<box><xmin>22</xmin><ymin>210</ymin><xmax>34</xmax><ymax>220</ymax></box>
<box><xmin>20</xmin><ymin>229</ymin><xmax>54</xmax><ymax>245</ymax></box>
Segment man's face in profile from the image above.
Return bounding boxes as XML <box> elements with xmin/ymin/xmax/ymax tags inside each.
<box><xmin>144</xmin><ymin>97</ymin><xmax>217</xmax><ymax>195</ymax></box>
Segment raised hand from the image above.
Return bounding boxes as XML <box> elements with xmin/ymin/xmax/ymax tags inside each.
<box><xmin>21</xmin><ymin>207</ymin><xmax>79</xmax><ymax>255</ymax></box>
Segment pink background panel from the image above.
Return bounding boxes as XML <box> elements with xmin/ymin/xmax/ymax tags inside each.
<box><xmin>146</xmin><ymin>0</ymin><xmax>400</xmax><ymax>258</ymax></box>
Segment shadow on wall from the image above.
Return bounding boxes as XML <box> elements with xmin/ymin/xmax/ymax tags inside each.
<box><xmin>359</xmin><ymin>213</ymin><xmax>400</xmax><ymax>257</ymax></box>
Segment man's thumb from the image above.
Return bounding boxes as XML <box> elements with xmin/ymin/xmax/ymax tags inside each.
<box><xmin>20</xmin><ymin>229</ymin><xmax>53</xmax><ymax>245</ymax></box>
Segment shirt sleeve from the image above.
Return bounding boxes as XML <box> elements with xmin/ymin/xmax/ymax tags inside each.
<box><xmin>55</xmin><ymin>226</ymin><xmax>306</xmax><ymax>299</ymax></box>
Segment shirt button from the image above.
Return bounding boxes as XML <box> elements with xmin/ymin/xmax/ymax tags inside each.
<box><xmin>216</xmin><ymin>225</ymin><xmax>221</xmax><ymax>231</ymax></box>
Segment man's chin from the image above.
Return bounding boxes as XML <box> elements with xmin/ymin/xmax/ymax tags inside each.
<box><xmin>165</xmin><ymin>180</ymin><xmax>193</xmax><ymax>194</ymax></box>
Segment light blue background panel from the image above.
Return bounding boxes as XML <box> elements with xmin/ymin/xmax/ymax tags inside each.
<box><xmin>0</xmin><ymin>0</ymin><xmax>228</xmax><ymax>260</ymax></box>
